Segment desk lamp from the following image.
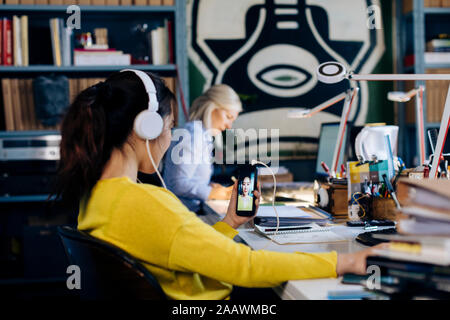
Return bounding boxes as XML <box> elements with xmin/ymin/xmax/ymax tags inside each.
<box><xmin>387</xmin><ymin>86</ymin><xmax>426</xmax><ymax>165</ymax></box>
<box><xmin>317</xmin><ymin>61</ymin><xmax>450</xmax><ymax>179</ymax></box>
<box><xmin>288</xmin><ymin>87</ymin><xmax>359</xmax><ymax>178</ymax></box>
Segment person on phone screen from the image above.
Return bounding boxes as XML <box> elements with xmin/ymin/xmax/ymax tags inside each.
<box><xmin>238</xmin><ymin>176</ymin><xmax>253</xmax><ymax>211</ymax></box>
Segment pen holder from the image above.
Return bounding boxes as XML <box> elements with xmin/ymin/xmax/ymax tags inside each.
<box><xmin>371</xmin><ymin>198</ymin><xmax>397</xmax><ymax>220</ymax></box>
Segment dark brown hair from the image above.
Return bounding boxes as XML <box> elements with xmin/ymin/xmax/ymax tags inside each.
<box><xmin>54</xmin><ymin>71</ymin><xmax>175</xmax><ymax>206</ymax></box>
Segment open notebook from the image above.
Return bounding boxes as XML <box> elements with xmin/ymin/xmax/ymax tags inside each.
<box><xmin>254</xmin><ymin>223</ymin><xmax>349</xmax><ymax>245</ymax></box>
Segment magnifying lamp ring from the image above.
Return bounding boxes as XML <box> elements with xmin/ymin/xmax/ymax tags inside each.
<box><xmin>317</xmin><ymin>62</ymin><xmax>347</xmax><ymax>84</ymax></box>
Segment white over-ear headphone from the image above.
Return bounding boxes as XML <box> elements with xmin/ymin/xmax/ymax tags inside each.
<box><xmin>120</xmin><ymin>69</ymin><xmax>164</xmax><ymax>140</ymax></box>
<box><xmin>120</xmin><ymin>69</ymin><xmax>167</xmax><ymax>189</ymax></box>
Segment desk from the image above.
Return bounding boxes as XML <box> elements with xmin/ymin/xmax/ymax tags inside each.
<box><xmin>203</xmin><ymin>200</ymin><xmax>383</xmax><ymax>300</ymax></box>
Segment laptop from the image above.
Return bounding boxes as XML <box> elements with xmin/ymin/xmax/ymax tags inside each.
<box><xmin>315</xmin><ymin>122</ymin><xmax>350</xmax><ymax>178</ymax></box>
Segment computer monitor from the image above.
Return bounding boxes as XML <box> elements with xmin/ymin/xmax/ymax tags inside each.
<box><xmin>315</xmin><ymin>122</ymin><xmax>349</xmax><ymax>177</ymax></box>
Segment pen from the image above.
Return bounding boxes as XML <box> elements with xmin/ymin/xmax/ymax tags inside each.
<box><xmin>321</xmin><ymin>161</ymin><xmax>332</xmax><ymax>177</ymax></box>
<box><xmin>340</xmin><ymin>164</ymin><xmax>346</xmax><ymax>178</ymax></box>
<box><xmin>382</xmin><ymin>174</ymin><xmax>401</xmax><ymax>209</ymax></box>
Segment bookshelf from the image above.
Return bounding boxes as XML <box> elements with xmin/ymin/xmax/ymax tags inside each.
<box><xmin>0</xmin><ymin>5</ymin><xmax>177</xmax><ymax>13</ymax></box>
<box><xmin>0</xmin><ymin>64</ymin><xmax>176</xmax><ymax>73</ymax></box>
<box><xmin>0</xmin><ymin>1</ymin><xmax>189</xmax><ymax>129</ymax></box>
<box><xmin>395</xmin><ymin>0</ymin><xmax>450</xmax><ymax>167</ymax></box>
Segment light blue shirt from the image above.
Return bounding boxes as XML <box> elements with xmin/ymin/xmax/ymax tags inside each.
<box><xmin>163</xmin><ymin>121</ymin><xmax>214</xmax><ymax>212</ymax></box>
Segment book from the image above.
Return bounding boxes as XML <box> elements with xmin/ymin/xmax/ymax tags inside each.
<box><xmin>60</xmin><ymin>19</ymin><xmax>73</xmax><ymax>66</ymax></box>
<box><xmin>12</xmin><ymin>16</ymin><xmax>22</xmax><ymax>66</ymax></box>
<box><xmin>1</xmin><ymin>79</ymin><xmax>15</xmax><ymax>131</ymax></box>
<box><xmin>167</xmin><ymin>19</ymin><xmax>174</xmax><ymax>63</ymax></box>
<box><xmin>0</xmin><ymin>19</ymin><xmax>2</xmax><ymax>65</ymax></box>
<box><xmin>135</xmin><ymin>0</ymin><xmax>147</xmax><ymax>5</ymax></box>
<box><xmin>427</xmin><ymin>39</ymin><xmax>450</xmax><ymax>51</ymax></box>
<box><xmin>21</xmin><ymin>0</ymin><xmax>36</xmax><ymax>3</ymax></box>
<box><xmin>425</xmin><ymin>68</ymin><xmax>450</xmax><ymax>123</ymax></box>
<box><xmin>2</xmin><ymin>19</ymin><xmax>12</xmax><ymax>66</ymax></box>
<box><xmin>25</xmin><ymin>79</ymin><xmax>39</xmax><ymax>130</ymax></box>
<box><xmin>74</xmin><ymin>49</ymin><xmax>123</xmax><ymax>54</ymax></box>
<box><xmin>18</xmin><ymin>79</ymin><xmax>31</xmax><ymax>130</ymax></box>
<box><xmin>150</xmin><ymin>26</ymin><xmax>169</xmax><ymax>65</ymax></box>
<box><xmin>424</xmin><ymin>52</ymin><xmax>450</xmax><ymax>64</ymax></box>
<box><xmin>10</xmin><ymin>78</ymin><xmax>24</xmax><ymax>131</ymax></box>
<box><xmin>49</xmin><ymin>18</ymin><xmax>62</xmax><ymax>66</ymax></box>
<box><xmin>397</xmin><ymin>178</ymin><xmax>450</xmax><ymax>214</ymax></box>
<box><xmin>106</xmin><ymin>0</ymin><xmax>120</xmax><ymax>4</ymax></box>
<box><xmin>49</xmin><ymin>0</ymin><xmax>64</xmax><ymax>4</ymax></box>
<box><xmin>74</xmin><ymin>53</ymin><xmax>131</xmax><ymax>65</ymax></box>
<box><xmin>366</xmin><ymin>256</ymin><xmax>450</xmax><ymax>275</ymax></box>
<box><xmin>78</xmin><ymin>0</ymin><xmax>91</xmax><ymax>5</ymax></box>
<box><xmin>372</xmin><ymin>236</ymin><xmax>450</xmax><ymax>266</ymax></box>
<box><xmin>162</xmin><ymin>0</ymin><xmax>173</xmax><ymax>5</ymax></box>
<box><xmin>149</xmin><ymin>0</ymin><xmax>161</xmax><ymax>5</ymax></box>
<box><xmin>424</xmin><ymin>0</ymin><xmax>442</xmax><ymax>7</ymax></box>
<box><xmin>397</xmin><ymin>215</ymin><xmax>450</xmax><ymax>236</ymax></box>
<box><xmin>68</xmin><ymin>78</ymin><xmax>79</xmax><ymax>104</ymax></box>
<box><xmin>20</xmin><ymin>15</ymin><xmax>28</xmax><ymax>67</ymax></box>
<box><xmin>91</xmin><ymin>0</ymin><xmax>106</xmax><ymax>4</ymax></box>
<box><xmin>120</xmin><ymin>0</ymin><xmax>132</xmax><ymax>5</ymax></box>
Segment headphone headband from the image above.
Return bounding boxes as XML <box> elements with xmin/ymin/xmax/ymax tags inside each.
<box><xmin>120</xmin><ymin>69</ymin><xmax>163</xmax><ymax>141</ymax></box>
<box><xmin>120</xmin><ymin>69</ymin><xmax>159</xmax><ymax>112</ymax></box>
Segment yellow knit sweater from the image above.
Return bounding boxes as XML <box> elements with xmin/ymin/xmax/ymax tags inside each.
<box><xmin>78</xmin><ymin>177</ymin><xmax>337</xmax><ymax>300</ymax></box>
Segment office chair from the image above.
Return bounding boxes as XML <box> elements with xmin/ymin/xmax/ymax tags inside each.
<box><xmin>57</xmin><ymin>226</ymin><xmax>166</xmax><ymax>300</ymax></box>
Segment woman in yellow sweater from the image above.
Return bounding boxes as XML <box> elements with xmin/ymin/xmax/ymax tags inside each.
<box><xmin>55</xmin><ymin>70</ymin><xmax>380</xmax><ymax>300</ymax></box>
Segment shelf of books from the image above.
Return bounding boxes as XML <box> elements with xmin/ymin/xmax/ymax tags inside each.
<box><xmin>0</xmin><ymin>0</ymin><xmax>188</xmax><ymax>132</ymax></box>
<box><xmin>396</xmin><ymin>0</ymin><xmax>450</xmax><ymax>166</ymax></box>
<box><xmin>0</xmin><ymin>64</ymin><xmax>176</xmax><ymax>72</ymax></box>
<box><xmin>0</xmin><ymin>5</ymin><xmax>176</xmax><ymax>13</ymax></box>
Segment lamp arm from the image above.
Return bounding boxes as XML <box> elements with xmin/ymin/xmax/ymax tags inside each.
<box><xmin>330</xmin><ymin>87</ymin><xmax>359</xmax><ymax>177</ymax></box>
<box><xmin>297</xmin><ymin>92</ymin><xmax>347</xmax><ymax>118</ymax></box>
<box><xmin>430</xmin><ymin>84</ymin><xmax>450</xmax><ymax>179</ymax></box>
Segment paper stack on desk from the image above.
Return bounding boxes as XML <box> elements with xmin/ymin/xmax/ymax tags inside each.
<box><xmin>360</xmin><ymin>178</ymin><xmax>450</xmax><ymax>299</ymax></box>
<box><xmin>396</xmin><ymin>178</ymin><xmax>450</xmax><ymax>236</ymax></box>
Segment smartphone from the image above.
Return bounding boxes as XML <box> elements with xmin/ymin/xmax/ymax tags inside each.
<box><xmin>236</xmin><ymin>164</ymin><xmax>258</xmax><ymax>217</ymax></box>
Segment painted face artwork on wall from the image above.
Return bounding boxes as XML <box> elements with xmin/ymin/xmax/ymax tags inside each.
<box><xmin>188</xmin><ymin>0</ymin><xmax>385</xmax><ymax>147</ymax></box>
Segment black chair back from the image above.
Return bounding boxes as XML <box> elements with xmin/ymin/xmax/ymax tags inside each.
<box><xmin>58</xmin><ymin>226</ymin><xmax>166</xmax><ymax>300</ymax></box>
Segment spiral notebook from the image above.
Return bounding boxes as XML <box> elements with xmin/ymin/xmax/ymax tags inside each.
<box><xmin>254</xmin><ymin>223</ymin><xmax>348</xmax><ymax>245</ymax></box>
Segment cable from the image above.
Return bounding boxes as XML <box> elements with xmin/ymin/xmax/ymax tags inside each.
<box><xmin>146</xmin><ymin>139</ymin><xmax>167</xmax><ymax>190</ymax></box>
<box><xmin>352</xmin><ymin>192</ymin><xmax>370</xmax><ymax>219</ymax></box>
<box><xmin>251</xmin><ymin>159</ymin><xmax>279</xmax><ymax>245</ymax></box>
<box><xmin>175</xmin><ymin>65</ymin><xmax>189</xmax><ymax>121</ymax></box>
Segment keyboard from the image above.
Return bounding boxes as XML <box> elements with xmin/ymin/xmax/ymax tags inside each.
<box><xmin>356</xmin><ymin>228</ymin><xmax>397</xmax><ymax>247</ymax></box>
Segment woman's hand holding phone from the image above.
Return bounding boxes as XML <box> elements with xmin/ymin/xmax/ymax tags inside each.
<box><xmin>222</xmin><ymin>181</ymin><xmax>261</xmax><ymax>229</ymax></box>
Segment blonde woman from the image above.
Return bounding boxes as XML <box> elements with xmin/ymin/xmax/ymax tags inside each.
<box><xmin>163</xmin><ymin>84</ymin><xmax>242</xmax><ymax>213</ymax></box>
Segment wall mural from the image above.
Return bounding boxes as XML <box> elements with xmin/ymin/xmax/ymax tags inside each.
<box><xmin>187</xmin><ymin>0</ymin><xmax>386</xmax><ymax>159</ymax></box>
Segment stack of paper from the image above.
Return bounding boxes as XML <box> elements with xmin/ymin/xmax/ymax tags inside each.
<box><xmin>396</xmin><ymin>178</ymin><xmax>450</xmax><ymax>236</ymax></box>
<box><xmin>361</xmin><ymin>178</ymin><xmax>450</xmax><ymax>299</ymax></box>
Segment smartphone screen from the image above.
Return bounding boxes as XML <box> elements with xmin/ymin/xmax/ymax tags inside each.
<box><xmin>236</xmin><ymin>164</ymin><xmax>257</xmax><ymax>216</ymax></box>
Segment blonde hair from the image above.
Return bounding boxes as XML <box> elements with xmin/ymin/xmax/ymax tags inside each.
<box><xmin>189</xmin><ymin>84</ymin><xmax>242</xmax><ymax>129</ymax></box>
